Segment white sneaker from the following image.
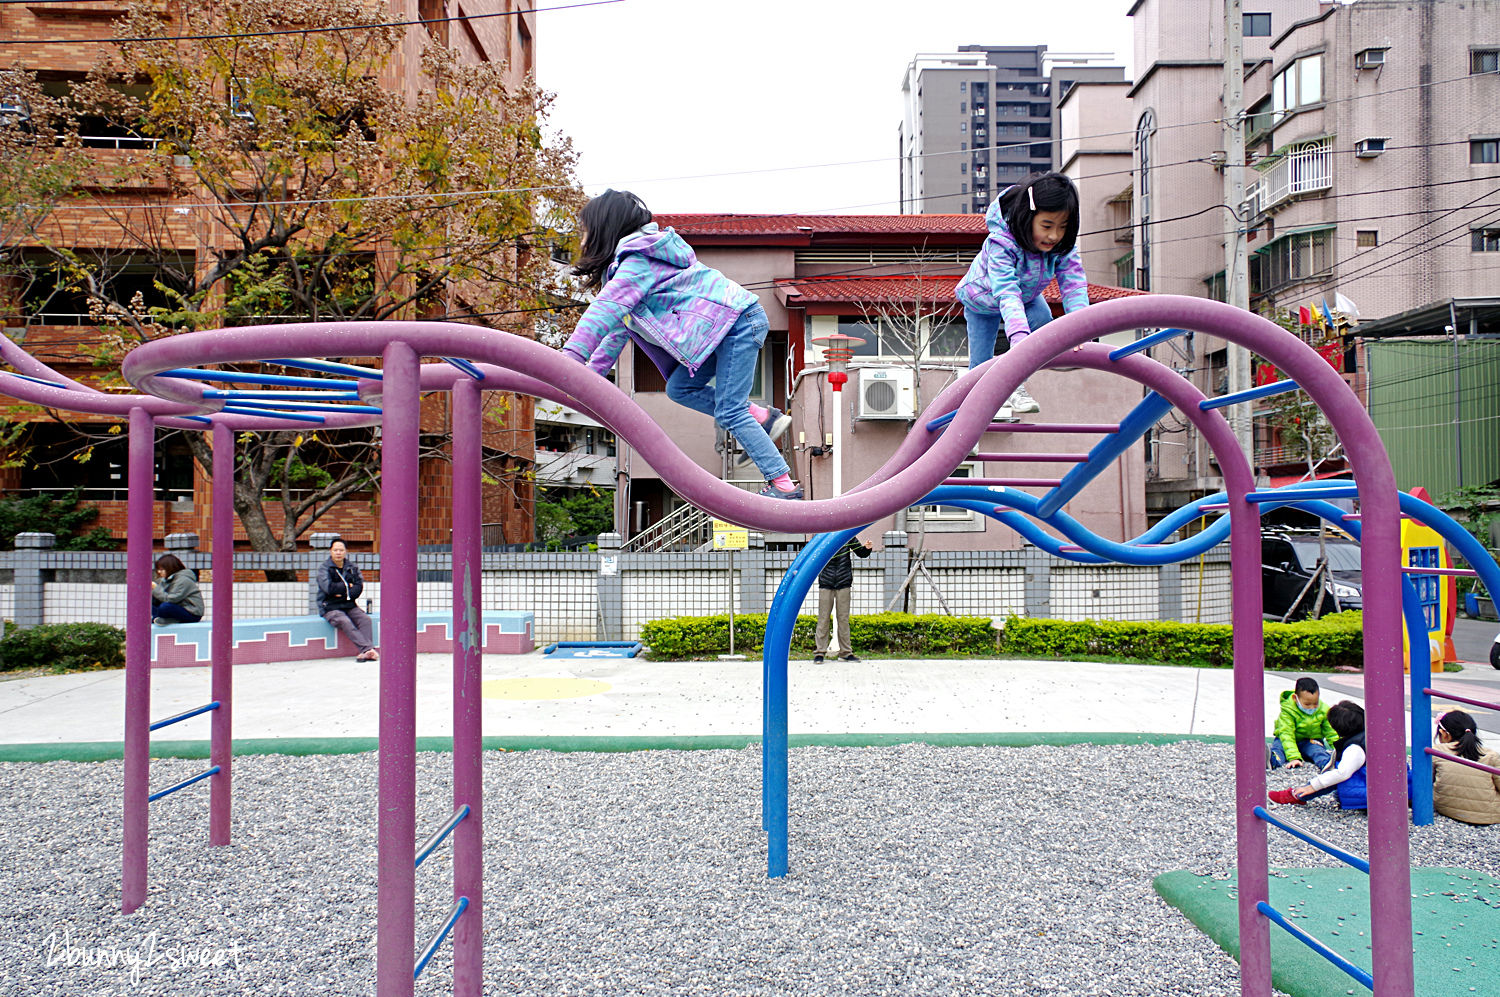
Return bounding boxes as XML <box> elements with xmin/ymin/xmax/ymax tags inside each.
<box><xmin>1007</xmin><ymin>383</ymin><xmax>1040</xmax><ymax>414</ymax></box>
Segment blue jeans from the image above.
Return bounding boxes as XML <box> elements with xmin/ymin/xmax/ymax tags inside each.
<box><xmin>965</xmin><ymin>297</ymin><xmax>1054</xmax><ymax>369</ymax></box>
<box><xmin>152</xmin><ymin>600</ymin><xmax>201</xmax><ymax>624</ymax></box>
<box><xmin>666</xmin><ymin>302</ymin><xmax>790</xmax><ymax>481</ymax></box>
<box><xmin>1267</xmin><ymin>737</ymin><xmax>1332</xmax><ymax>770</ymax></box>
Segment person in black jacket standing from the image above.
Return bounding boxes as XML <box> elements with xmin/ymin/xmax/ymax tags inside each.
<box><xmin>318</xmin><ymin>540</ymin><xmax>378</xmax><ymax>661</ymax></box>
<box><xmin>813</xmin><ymin>536</ymin><xmax>873</xmax><ymax>663</ymax></box>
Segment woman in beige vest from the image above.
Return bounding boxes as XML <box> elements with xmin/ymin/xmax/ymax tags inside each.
<box><xmin>1432</xmin><ymin>710</ymin><xmax>1500</xmax><ymax>825</ymax></box>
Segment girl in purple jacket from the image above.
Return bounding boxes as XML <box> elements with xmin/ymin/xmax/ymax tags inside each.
<box><xmin>956</xmin><ymin>172</ymin><xmax>1090</xmax><ymax>414</ymax></box>
<box><xmin>563</xmin><ymin>190</ymin><xmax>799</xmax><ymax>500</ymax></box>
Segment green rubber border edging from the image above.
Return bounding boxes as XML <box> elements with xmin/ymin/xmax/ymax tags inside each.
<box><xmin>1155</xmin><ymin>866</ymin><xmax>1500</xmax><ymax>997</ymax></box>
<box><xmin>0</xmin><ymin>731</ymin><xmax>1233</xmax><ymax>763</ymax></box>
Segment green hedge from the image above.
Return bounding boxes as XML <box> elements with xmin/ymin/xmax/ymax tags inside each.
<box><xmin>0</xmin><ymin>621</ymin><xmax>126</xmax><ymax>674</ymax></box>
<box><xmin>639</xmin><ymin>613</ymin><xmax>997</xmax><ymax>659</ymax></box>
<box><xmin>997</xmin><ymin>611</ymin><xmax>1364</xmax><ymax>670</ymax></box>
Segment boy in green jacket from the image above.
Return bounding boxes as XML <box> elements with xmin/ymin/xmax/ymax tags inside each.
<box><xmin>1267</xmin><ymin>676</ymin><xmax>1338</xmax><ymax>770</ymax></box>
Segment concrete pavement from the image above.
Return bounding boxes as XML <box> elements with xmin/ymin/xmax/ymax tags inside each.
<box><xmin>1</xmin><ymin>645</ymin><xmax>1494</xmax><ymax>753</ymax></box>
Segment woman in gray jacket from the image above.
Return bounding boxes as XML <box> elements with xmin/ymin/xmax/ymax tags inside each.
<box><xmin>151</xmin><ymin>554</ymin><xmax>203</xmax><ymax>624</ymax></box>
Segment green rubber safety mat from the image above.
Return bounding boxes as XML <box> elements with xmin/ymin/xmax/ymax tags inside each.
<box><xmin>1154</xmin><ymin>867</ymin><xmax>1500</xmax><ymax>996</ymax></box>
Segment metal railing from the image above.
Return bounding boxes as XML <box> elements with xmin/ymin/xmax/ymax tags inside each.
<box><xmin>1246</xmin><ymin>139</ymin><xmax>1332</xmax><ymax>216</ymax></box>
<box><xmin>620</xmin><ymin>503</ymin><xmax>714</xmax><ymax>553</ymax></box>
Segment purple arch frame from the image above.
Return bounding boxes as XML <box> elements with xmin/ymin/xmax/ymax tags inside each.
<box><xmin>0</xmin><ymin>292</ymin><xmax>1415</xmax><ymax>996</ymax></box>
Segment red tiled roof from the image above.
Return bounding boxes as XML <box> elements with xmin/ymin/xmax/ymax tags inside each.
<box><xmin>653</xmin><ymin>213</ymin><xmax>989</xmax><ymax>240</ymax></box>
<box><xmin>777</xmin><ymin>275</ymin><xmax>1147</xmax><ymax>305</ymax></box>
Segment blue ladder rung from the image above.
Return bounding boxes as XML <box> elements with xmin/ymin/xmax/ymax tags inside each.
<box><xmin>149</xmin><ymin>700</ymin><xmax>221</xmax><ymax>732</ymax></box>
<box><xmin>202</xmin><ymin>388</ymin><xmax>362</xmax><ymax>400</ymax></box>
<box><xmin>227</xmin><ymin>399</ymin><xmax>383</xmax><ymax>414</ymax></box>
<box><xmin>443</xmin><ymin>357</ymin><xmax>485</xmax><ymax>380</ymax></box>
<box><xmin>7</xmin><ymin>372</ymin><xmax>66</xmax><ymax>387</ymax></box>
<box><xmin>926</xmin><ymin>409</ymin><xmax>959</xmax><ymax>432</ymax></box>
<box><xmin>415</xmin><ymin>805</ymin><xmax>471</xmax><ymax>869</ymax></box>
<box><xmin>148</xmin><ymin>765</ymin><xmax>222</xmax><ymax>802</ymax></box>
<box><xmin>158</xmin><ymin>368</ymin><xmax>361</xmax><ymax>390</ymax></box>
<box><xmin>220</xmin><ymin>405</ymin><xmax>327</xmax><ymax>423</ymax></box>
<box><xmin>1245</xmin><ymin>486</ymin><xmax>1360</xmax><ymax>504</ymax></box>
<box><xmin>1257</xmin><ymin>901</ymin><xmax>1374</xmax><ymax>989</ymax></box>
<box><xmin>413</xmin><ymin>897</ymin><xmax>470</xmax><ymax>980</ymax></box>
<box><xmin>1198</xmin><ymin>379</ymin><xmax>1299</xmax><ymax>410</ymax></box>
<box><xmin>1107</xmin><ymin>327</ymin><xmax>1190</xmax><ymax>361</ymax></box>
<box><xmin>268</xmin><ymin>357</ymin><xmax>384</xmax><ymax>380</ymax></box>
<box><xmin>1252</xmin><ymin>805</ymin><xmax>1369</xmax><ymax>873</ymax></box>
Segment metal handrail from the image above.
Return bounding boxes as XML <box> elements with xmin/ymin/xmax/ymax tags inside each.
<box><xmin>621</xmin><ymin>502</ymin><xmax>713</xmax><ymax>553</ymax></box>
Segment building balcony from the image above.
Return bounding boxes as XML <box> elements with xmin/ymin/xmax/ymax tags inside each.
<box><xmin>1246</xmin><ymin>139</ymin><xmax>1332</xmax><ymax>217</ymax></box>
<box><xmin>534</xmin><ymin>448</ymin><xmax>613</xmax><ymax>488</ymax></box>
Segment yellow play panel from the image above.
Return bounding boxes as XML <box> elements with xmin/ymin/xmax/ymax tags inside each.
<box><xmin>481</xmin><ymin>677</ymin><xmax>612</xmax><ymax>701</ymax></box>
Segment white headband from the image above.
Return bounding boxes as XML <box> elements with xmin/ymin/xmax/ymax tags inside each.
<box><xmin>1028</xmin><ymin>186</ymin><xmax>1036</xmax><ymax>211</ymax></box>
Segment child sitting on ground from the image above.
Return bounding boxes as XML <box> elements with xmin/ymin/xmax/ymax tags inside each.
<box><xmin>1267</xmin><ymin>676</ymin><xmax>1338</xmax><ymax>770</ymax></box>
<box><xmin>1432</xmin><ymin>710</ymin><xmax>1500</xmax><ymax>825</ymax></box>
<box><xmin>1269</xmin><ymin>700</ymin><xmax>1367</xmax><ymax>809</ymax></box>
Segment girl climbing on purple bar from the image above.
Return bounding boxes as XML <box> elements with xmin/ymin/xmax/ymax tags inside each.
<box><xmin>561</xmin><ymin>189</ymin><xmax>799</xmax><ymax>500</ymax></box>
<box><xmin>957</xmin><ymin>171</ymin><xmax>1091</xmax><ymax>414</ymax></box>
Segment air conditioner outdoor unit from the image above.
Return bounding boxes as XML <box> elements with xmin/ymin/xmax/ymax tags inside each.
<box><xmin>857</xmin><ymin>367</ymin><xmax>916</xmax><ymax>420</ymax></box>
<box><xmin>1355</xmin><ymin>137</ymin><xmax>1389</xmax><ymax>158</ymax></box>
<box><xmin>1355</xmin><ymin>48</ymin><xmax>1387</xmax><ymax>69</ymax></box>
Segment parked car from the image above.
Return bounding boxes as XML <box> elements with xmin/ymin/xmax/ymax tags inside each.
<box><xmin>1262</xmin><ymin>531</ymin><xmax>1363</xmax><ymax>621</ymax></box>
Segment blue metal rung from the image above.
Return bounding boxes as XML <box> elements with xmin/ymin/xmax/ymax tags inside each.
<box><xmin>221</xmin><ymin>405</ymin><xmax>327</xmax><ymax>423</ymax></box>
<box><xmin>415</xmin><ymin>805</ymin><xmax>471</xmax><ymax>869</ymax></box>
<box><xmin>180</xmin><ymin>415</ymin><xmax>213</xmax><ymax>424</ymax></box>
<box><xmin>1256</xmin><ymin>901</ymin><xmax>1374</xmax><ymax>989</ymax></box>
<box><xmin>925</xmin><ymin>409</ymin><xmax>958</xmax><ymax>432</ymax></box>
<box><xmin>1198</xmin><ymin>379</ymin><xmax>1299</xmax><ymax>410</ymax></box>
<box><xmin>1107</xmin><ymin>327</ymin><xmax>1189</xmax><ymax>361</ymax></box>
<box><xmin>6</xmin><ymin>372</ymin><xmax>66</xmax><ymax>387</ymax></box>
<box><xmin>227</xmin><ymin>399</ymin><xmax>382</xmax><ymax>414</ymax></box>
<box><xmin>158</xmin><ymin>368</ymin><xmax>360</xmax><ymax>390</ymax></box>
<box><xmin>413</xmin><ymin>897</ymin><xmax>470</xmax><ymax>980</ymax></box>
<box><xmin>269</xmin><ymin>357</ymin><xmax>383</xmax><ymax>380</ymax></box>
<box><xmin>202</xmin><ymin>389</ymin><xmax>362</xmax><ymax>401</ymax></box>
<box><xmin>443</xmin><ymin>357</ymin><xmax>485</xmax><ymax>381</ymax></box>
<box><xmin>1035</xmin><ymin>390</ymin><xmax>1174</xmax><ymax>519</ymax></box>
<box><xmin>543</xmin><ymin>641</ymin><xmax>644</xmax><ymax>658</ymax></box>
<box><xmin>1252</xmin><ymin>806</ymin><xmax>1369</xmax><ymax>873</ymax></box>
<box><xmin>149</xmin><ymin>700</ymin><xmax>221</xmax><ymax>732</ymax></box>
<box><xmin>148</xmin><ymin>765</ymin><xmax>222</xmax><ymax>802</ymax></box>
<box><xmin>1245</xmin><ymin>486</ymin><xmax>1360</xmax><ymax>504</ymax></box>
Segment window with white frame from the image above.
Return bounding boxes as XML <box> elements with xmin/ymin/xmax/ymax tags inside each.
<box><xmin>908</xmin><ymin>461</ymin><xmax>978</xmax><ymax>521</ymax></box>
<box><xmin>1272</xmin><ymin>53</ymin><xmax>1323</xmax><ymax>121</ymax></box>
<box><xmin>838</xmin><ymin>315</ymin><xmax>965</xmax><ymax>360</ymax></box>
<box><xmin>1471</xmin><ymin>138</ymin><xmax>1500</xmax><ymax>164</ymax></box>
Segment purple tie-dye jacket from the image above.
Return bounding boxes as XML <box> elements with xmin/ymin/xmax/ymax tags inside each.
<box><xmin>562</xmin><ymin>223</ymin><xmax>756</xmax><ymax>378</ymax></box>
<box><xmin>955</xmin><ymin>193</ymin><xmax>1090</xmax><ymax>340</ymax></box>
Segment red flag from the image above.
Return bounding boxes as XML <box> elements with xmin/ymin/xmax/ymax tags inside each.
<box><xmin>1298</xmin><ymin>306</ymin><xmax>1312</xmax><ymax>325</ymax></box>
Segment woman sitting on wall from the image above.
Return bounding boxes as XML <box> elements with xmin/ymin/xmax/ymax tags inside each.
<box><xmin>151</xmin><ymin>554</ymin><xmax>203</xmax><ymax>625</ymax></box>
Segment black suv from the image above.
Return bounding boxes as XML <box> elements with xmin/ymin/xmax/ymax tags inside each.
<box><xmin>1262</xmin><ymin>531</ymin><xmax>1364</xmax><ymax>621</ymax></box>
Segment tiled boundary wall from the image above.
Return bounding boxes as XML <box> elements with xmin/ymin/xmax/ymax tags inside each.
<box><xmin>0</xmin><ymin>532</ymin><xmax>1233</xmax><ymax>645</ymax></box>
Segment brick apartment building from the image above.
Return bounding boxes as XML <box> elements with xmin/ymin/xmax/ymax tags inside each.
<box><xmin>0</xmin><ymin>0</ymin><xmax>542</xmax><ymax>554</ymax></box>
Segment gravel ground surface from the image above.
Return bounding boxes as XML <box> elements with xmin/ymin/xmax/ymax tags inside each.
<box><xmin>1</xmin><ymin>741</ymin><xmax>1493</xmax><ymax>997</ymax></box>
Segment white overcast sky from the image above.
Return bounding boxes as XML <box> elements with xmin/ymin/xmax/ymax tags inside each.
<box><xmin>535</xmin><ymin>0</ymin><xmax>1137</xmax><ymax>216</ymax></box>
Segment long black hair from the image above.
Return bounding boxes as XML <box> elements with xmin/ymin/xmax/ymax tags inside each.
<box><xmin>999</xmin><ymin>171</ymin><xmax>1081</xmax><ymax>257</ymax></box>
<box><xmin>1439</xmin><ymin>709</ymin><xmax>1485</xmax><ymax>762</ymax></box>
<box><xmin>571</xmin><ymin>189</ymin><xmax>654</xmax><ymax>293</ymax></box>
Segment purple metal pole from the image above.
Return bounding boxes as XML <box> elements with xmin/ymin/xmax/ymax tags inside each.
<box><xmin>450</xmin><ymin>378</ymin><xmax>484</xmax><ymax>997</ymax></box>
<box><xmin>209</xmin><ymin>422</ymin><xmax>234</xmax><ymax>846</ymax></box>
<box><xmin>122</xmin><ymin>406</ymin><xmax>154</xmax><ymax>913</ymax></box>
<box><xmin>377</xmin><ymin>341</ymin><xmax>419</xmax><ymax>997</ymax></box>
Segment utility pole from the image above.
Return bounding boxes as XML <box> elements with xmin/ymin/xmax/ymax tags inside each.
<box><xmin>1223</xmin><ymin>0</ymin><xmax>1254</xmax><ymax>460</ymax></box>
